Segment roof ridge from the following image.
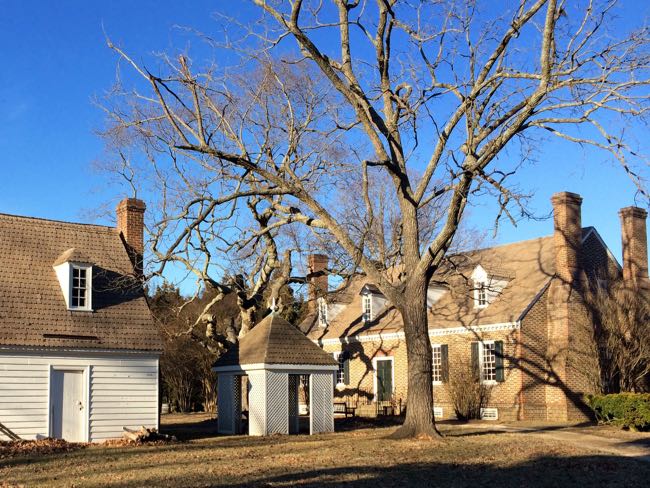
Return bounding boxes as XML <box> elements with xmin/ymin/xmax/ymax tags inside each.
<box><xmin>0</xmin><ymin>212</ymin><xmax>115</xmax><ymax>231</ymax></box>
<box><xmin>262</xmin><ymin>314</ymin><xmax>275</xmax><ymax>362</ymax></box>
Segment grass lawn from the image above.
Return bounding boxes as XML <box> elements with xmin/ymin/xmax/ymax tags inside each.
<box><xmin>1</xmin><ymin>414</ymin><xmax>649</xmax><ymax>487</ymax></box>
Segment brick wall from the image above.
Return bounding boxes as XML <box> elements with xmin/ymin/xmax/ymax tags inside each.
<box><xmin>520</xmin><ymin>287</ymin><xmax>550</xmax><ymax>420</ymax></box>
<box><xmin>323</xmin><ymin>327</ymin><xmax>522</xmax><ymax>421</ymax></box>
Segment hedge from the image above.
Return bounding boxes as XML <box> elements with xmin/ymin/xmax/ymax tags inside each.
<box><xmin>586</xmin><ymin>393</ymin><xmax>650</xmax><ymax>431</ymax></box>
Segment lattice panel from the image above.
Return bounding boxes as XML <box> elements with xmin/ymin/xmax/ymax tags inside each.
<box><xmin>217</xmin><ymin>375</ymin><xmax>234</xmax><ymax>434</ymax></box>
<box><xmin>247</xmin><ymin>371</ymin><xmax>266</xmax><ymax>436</ymax></box>
<box><xmin>310</xmin><ymin>373</ymin><xmax>334</xmax><ymax>434</ymax></box>
<box><xmin>288</xmin><ymin>375</ymin><xmax>300</xmax><ymax>435</ymax></box>
<box><xmin>265</xmin><ymin>371</ymin><xmax>288</xmax><ymax>435</ymax></box>
<box><xmin>233</xmin><ymin>376</ymin><xmax>242</xmax><ymax>434</ymax></box>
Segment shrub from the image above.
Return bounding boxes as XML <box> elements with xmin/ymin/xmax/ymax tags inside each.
<box><xmin>586</xmin><ymin>393</ymin><xmax>650</xmax><ymax>431</ymax></box>
<box><xmin>448</xmin><ymin>359</ymin><xmax>492</xmax><ymax>421</ymax></box>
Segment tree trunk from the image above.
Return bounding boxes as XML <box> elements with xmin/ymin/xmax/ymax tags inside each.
<box><xmin>390</xmin><ymin>276</ymin><xmax>442</xmax><ymax>439</ymax></box>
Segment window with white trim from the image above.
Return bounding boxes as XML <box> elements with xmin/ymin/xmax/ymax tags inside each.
<box><xmin>333</xmin><ymin>351</ymin><xmax>349</xmax><ymax>385</ymax></box>
<box><xmin>362</xmin><ymin>294</ymin><xmax>372</xmax><ymax>322</ymax></box>
<box><xmin>317</xmin><ymin>298</ymin><xmax>328</xmax><ymax>327</ymax></box>
<box><xmin>71</xmin><ymin>265</ymin><xmax>91</xmax><ymax>309</ymax></box>
<box><xmin>475</xmin><ymin>281</ymin><xmax>488</xmax><ymax>308</ymax></box>
<box><xmin>432</xmin><ymin>345</ymin><xmax>442</xmax><ymax>383</ymax></box>
<box><xmin>481</xmin><ymin>341</ymin><xmax>497</xmax><ymax>382</ymax></box>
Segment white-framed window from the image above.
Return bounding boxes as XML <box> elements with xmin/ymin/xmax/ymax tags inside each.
<box><xmin>480</xmin><ymin>341</ymin><xmax>497</xmax><ymax>383</ymax></box>
<box><xmin>475</xmin><ymin>281</ymin><xmax>488</xmax><ymax>308</ymax></box>
<box><xmin>317</xmin><ymin>297</ymin><xmax>328</xmax><ymax>327</ymax></box>
<box><xmin>333</xmin><ymin>351</ymin><xmax>349</xmax><ymax>385</ymax></box>
<box><xmin>70</xmin><ymin>265</ymin><xmax>91</xmax><ymax>310</ymax></box>
<box><xmin>432</xmin><ymin>345</ymin><xmax>443</xmax><ymax>384</ymax></box>
<box><xmin>362</xmin><ymin>294</ymin><xmax>372</xmax><ymax>322</ymax></box>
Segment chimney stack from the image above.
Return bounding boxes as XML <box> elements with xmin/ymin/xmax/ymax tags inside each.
<box><xmin>116</xmin><ymin>197</ymin><xmax>146</xmax><ymax>273</ymax></box>
<box><xmin>551</xmin><ymin>192</ymin><xmax>583</xmax><ymax>285</ymax></box>
<box><xmin>307</xmin><ymin>254</ymin><xmax>328</xmax><ymax>310</ymax></box>
<box><xmin>619</xmin><ymin>206</ymin><xmax>649</xmax><ymax>289</ymax></box>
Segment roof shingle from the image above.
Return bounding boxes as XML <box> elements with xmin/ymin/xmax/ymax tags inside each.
<box><xmin>0</xmin><ymin>213</ymin><xmax>163</xmax><ymax>351</ymax></box>
<box><xmin>214</xmin><ymin>313</ymin><xmax>338</xmax><ymax>367</ymax></box>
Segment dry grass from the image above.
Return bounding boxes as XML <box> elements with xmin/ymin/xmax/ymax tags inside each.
<box><xmin>1</xmin><ymin>414</ymin><xmax>648</xmax><ymax>487</ymax></box>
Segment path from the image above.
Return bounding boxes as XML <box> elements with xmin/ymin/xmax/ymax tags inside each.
<box><xmin>459</xmin><ymin>423</ymin><xmax>650</xmax><ymax>462</ymax></box>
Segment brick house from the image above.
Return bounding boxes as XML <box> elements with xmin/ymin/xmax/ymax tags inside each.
<box><xmin>300</xmin><ymin>192</ymin><xmax>648</xmax><ymax>421</ymax></box>
<box><xmin>0</xmin><ymin>198</ymin><xmax>163</xmax><ymax>442</ymax></box>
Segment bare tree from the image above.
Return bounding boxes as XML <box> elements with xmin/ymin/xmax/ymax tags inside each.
<box><xmin>587</xmin><ymin>282</ymin><xmax>650</xmax><ymax>393</ymax></box>
<box><xmin>102</xmin><ymin>0</ymin><xmax>649</xmax><ymax>438</ymax></box>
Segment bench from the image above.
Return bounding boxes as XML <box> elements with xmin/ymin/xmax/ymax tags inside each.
<box><xmin>333</xmin><ymin>402</ymin><xmax>356</xmax><ymax>418</ymax></box>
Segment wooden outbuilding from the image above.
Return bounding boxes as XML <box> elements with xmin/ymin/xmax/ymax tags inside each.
<box><xmin>213</xmin><ymin>313</ymin><xmax>338</xmax><ymax>436</ymax></box>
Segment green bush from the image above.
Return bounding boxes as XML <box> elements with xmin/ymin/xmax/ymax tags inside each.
<box><xmin>586</xmin><ymin>393</ymin><xmax>650</xmax><ymax>431</ymax></box>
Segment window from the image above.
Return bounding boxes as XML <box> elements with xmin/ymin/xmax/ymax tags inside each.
<box><xmin>71</xmin><ymin>266</ymin><xmax>90</xmax><ymax>309</ymax></box>
<box><xmin>333</xmin><ymin>351</ymin><xmax>349</xmax><ymax>385</ymax></box>
<box><xmin>318</xmin><ymin>298</ymin><xmax>328</xmax><ymax>327</ymax></box>
<box><xmin>475</xmin><ymin>281</ymin><xmax>488</xmax><ymax>308</ymax></box>
<box><xmin>471</xmin><ymin>341</ymin><xmax>505</xmax><ymax>384</ymax></box>
<box><xmin>432</xmin><ymin>345</ymin><xmax>442</xmax><ymax>383</ymax></box>
<box><xmin>481</xmin><ymin>342</ymin><xmax>497</xmax><ymax>382</ymax></box>
<box><xmin>362</xmin><ymin>294</ymin><xmax>372</xmax><ymax>322</ymax></box>
<box><xmin>432</xmin><ymin>344</ymin><xmax>449</xmax><ymax>384</ymax></box>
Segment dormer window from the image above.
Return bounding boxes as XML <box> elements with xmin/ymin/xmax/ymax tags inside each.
<box><xmin>317</xmin><ymin>297</ymin><xmax>328</xmax><ymax>327</ymax></box>
<box><xmin>53</xmin><ymin>248</ymin><xmax>93</xmax><ymax>311</ymax></box>
<box><xmin>362</xmin><ymin>294</ymin><xmax>372</xmax><ymax>322</ymax></box>
<box><xmin>470</xmin><ymin>264</ymin><xmax>511</xmax><ymax>310</ymax></box>
<box><xmin>476</xmin><ymin>281</ymin><xmax>488</xmax><ymax>308</ymax></box>
<box><xmin>71</xmin><ymin>266</ymin><xmax>90</xmax><ymax>309</ymax></box>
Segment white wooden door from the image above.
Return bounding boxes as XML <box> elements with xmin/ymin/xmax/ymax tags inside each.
<box><xmin>50</xmin><ymin>370</ymin><xmax>85</xmax><ymax>441</ymax></box>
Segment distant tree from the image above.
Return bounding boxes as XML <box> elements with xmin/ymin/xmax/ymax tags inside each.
<box><xmin>104</xmin><ymin>0</ymin><xmax>649</xmax><ymax>437</ymax></box>
<box><xmin>588</xmin><ymin>283</ymin><xmax>650</xmax><ymax>393</ymax></box>
<box><xmin>150</xmin><ymin>284</ymin><xmax>223</xmax><ymax>412</ymax></box>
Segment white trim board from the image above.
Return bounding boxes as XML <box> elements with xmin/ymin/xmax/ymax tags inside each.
<box><xmin>0</xmin><ymin>346</ymin><xmax>162</xmax><ymax>356</ymax></box>
<box><xmin>213</xmin><ymin>363</ymin><xmax>339</xmax><ymax>373</ymax></box>
<box><xmin>315</xmin><ymin>321</ymin><xmax>520</xmax><ymax>346</ymax></box>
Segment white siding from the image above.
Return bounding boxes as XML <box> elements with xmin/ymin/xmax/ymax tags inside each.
<box><xmin>0</xmin><ymin>349</ymin><xmax>159</xmax><ymax>442</ymax></box>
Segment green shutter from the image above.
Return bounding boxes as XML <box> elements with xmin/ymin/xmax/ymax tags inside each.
<box><xmin>471</xmin><ymin>342</ymin><xmax>480</xmax><ymax>381</ymax></box>
<box><xmin>495</xmin><ymin>340</ymin><xmax>505</xmax><ymax>382</ymax></box>
<box><xmin>343</xmin><ymin>351</ymin><xmax>350</xmax><ymax>385</ymax></box>
<box><xmin>441</xmin><ymin>344</ymin><xmax>449</xmax><ymax>383</ymax></box>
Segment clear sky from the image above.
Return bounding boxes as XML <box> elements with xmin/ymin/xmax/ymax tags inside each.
<box><xmin>0</xmin><ymin>1</ymin><xmax>648</xmax><ymax>270</ymax></box>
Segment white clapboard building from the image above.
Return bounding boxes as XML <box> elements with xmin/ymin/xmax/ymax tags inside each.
<box><xmin>0</xmin><ymin>198</ymin><xmax>163</xmax><ymax>442</ymax></box>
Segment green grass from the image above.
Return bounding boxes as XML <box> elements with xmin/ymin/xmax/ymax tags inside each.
<box><xmin>1</xmin><ymin>414</ymin><xmax>649</xmax><ymax>487</ymax></box>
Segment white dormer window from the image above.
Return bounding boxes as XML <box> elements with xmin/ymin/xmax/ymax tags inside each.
<box><xmin>71</xmin><ymin>266</ymin><xmax>90</xmax><ymax>309</ymax></box>
<box><xmin>362</xmin><ymin>294</ymin><xmax>372</xmax><ymax>322</ymax></box>
<box><xmin>476</xmin><ymin>281</ymin><xmax>488</xmax><ymax>308</ymax></box>
<box><xmin>317</xmin><ymin>297</ymin><xmax>328</xmax><ymax>327</ymax></box>
<box><xmin>53</xmin><ymin>248</ymin><xmax>93</xmax><ymax>311</ymax></box>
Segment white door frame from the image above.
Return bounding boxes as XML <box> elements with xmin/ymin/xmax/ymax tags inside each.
<box><xmin>372</xmin><ymin>356</ymin><xmax>395</xmax><ymax>402</ymax></box>
<box><xmin>48</xmin><ymin>365</ymin><xmax>90</xmax><ymax>442</ymax></box>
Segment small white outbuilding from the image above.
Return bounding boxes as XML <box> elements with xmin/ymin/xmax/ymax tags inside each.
<box><xmin>213</xmin><ymin>313</ymin><xmax>338</xmax><ymax>436</ymax></box>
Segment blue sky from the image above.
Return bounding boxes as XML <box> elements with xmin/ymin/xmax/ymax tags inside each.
<box><xmin>0</xmin><ymin>0</ymin><xmax>648</xmax><ymax>270</ymax></box>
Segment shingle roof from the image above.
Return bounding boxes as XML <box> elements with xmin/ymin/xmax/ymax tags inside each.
<box><xmin>302</xmin><ymin>228</ymin><xmax>617</xmax><ymax>342</ymax></box>
<box><xmin>214</xmin><ymin>313</ymin><xmax>338</xmax><ymax>367</ymax></box>
<box><xmin>0</xmin><ymin>213</ymin><xmax>163</xmax><ymax>351</ymax></box>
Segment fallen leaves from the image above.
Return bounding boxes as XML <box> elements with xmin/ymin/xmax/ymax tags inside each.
<box><xmin>0</xmin><ymin>439</ymin><xmax>86</xmax><ymax>460</ymax></box>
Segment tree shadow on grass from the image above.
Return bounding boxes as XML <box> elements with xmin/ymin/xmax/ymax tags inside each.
<box><xmin>218</xmin><ymin>455</ymin><xmax>650</xmax><ymax>488</ymax></box>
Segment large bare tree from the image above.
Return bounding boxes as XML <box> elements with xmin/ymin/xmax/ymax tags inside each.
<box><xmin>103</xmin><ymin>0</ymin><xmax>649</xmax><ymax>438</ymax></box>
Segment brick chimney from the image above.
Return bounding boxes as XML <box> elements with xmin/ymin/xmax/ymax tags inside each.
<box><xmin>307</xmin><ymin>253</ymin><xmax>328</xmax><ymax>310</ymax></box>
<box><xmin>116</xmin><ymin>198</ymin><xmax>146</xmax><ymax>273</ymax></box>
<box><xmin>551</xmin><ymin>192</ymin><xmax>583</xmax><ymax>285</ymax></box>
<box><xmin>619</xmin><ymin>206</ymin><xmax>649</xmax><ymax>289</ymax></box>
